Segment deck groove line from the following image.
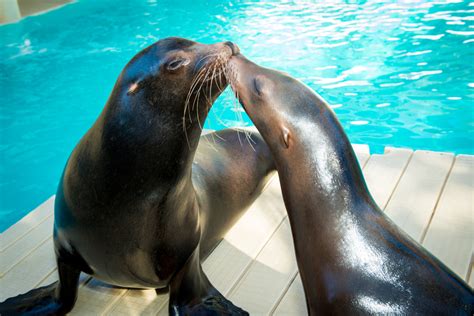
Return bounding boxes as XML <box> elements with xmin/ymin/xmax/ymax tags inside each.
<box><xmin>2</xmin><ymin>148</ymin><xmax>472</xmax><ymax>314</ymax></box>
<box><xmin>32</xmin><ymin>267</ymin><xmax>62</xmax><ymax>288</ymax></box>
<box><xmin>421</xmin><ymin>155</ymin><xmax>473</xmax><ymax>279</ymax></box>
<box><xmin>99</xmin><ymin>289</ymin><xmax>129</xmax><ymax>316</ymax></box>
<box><xmin>153</xmin><ymin>296</ymin><xmax>169</xmax><ymax>315</ymax></box>
<box><xmin>271</xmin><ymin>148</ymin><xmax>374</xmax><ymax>314</ymax></box>
<box><xmin>269</xmin><ymin>270</ymin><xmax>299</xmax><ymax>315</ymax></box>
<box><xmin>1</xmin><ymin>212</ymin><xmax>54</xmax><ymax>252</ymax></box>
<box><xmin>2</xmin><ymin>235</ymin><xmax>53</xmax><ymax>277</ymax></box>
<box><xmin>103</xmin><ymin>288</ymin><xmax>130</xmax><ymax>314</ymax></box>
<box><xmin>0</xmin><ymin>196</ymin><xmax>55</xmax><ymax>252</ymax></box>
<box><xmin>35</xmin><ymin>268</ymin><xmax>58</xmax><ymax>287</ymax></box>
<box><xmin>111</xmin><ymin>233</ymin><xmax>282</xmax><ymax>314</ymax></box>
<box><xmin>225</xmin><ymin>215</ymin><xmax>289</xmax><ymax>299</ymax></box>
<box><xmin>382</xmin><ymin>150</ymin><xmax>414</xmax><ymax>211</ymax></box>
<box><xmin>360</xmin><ymin>152</ymin><xmax>370</xmax><ymax>172</ymax></box>
<box><xmin>118</xmin><ymin>176</ymin><xmax>288</xmax><ymax>315</ymax></box>
<box><xmin>419</xmin><ymin>157</ymin><xmax>456</xmax><ymax>244</ymax></box>
<box><xmin>359</xmin><ymin>154</ymin><xmax>371</xmax><ymax>170</ymax></box>
<box><xmin>30</xmin><ymin>265</ymin><xmax>58</xmax><ymax>289</ymax></box>
<box><xmin>36</xmin><ymin>270</ymin><xmax>91</xmax><ymax>290</ymax></box>
<box><xmin>153</xmin><ymin>213</ymin><xmax>291</xmax><ymax>314</ymax></box>
<box><xmin>465</xmin><ymin>254</ymin><xmax>473</xmax><ymax>282</ymax></box>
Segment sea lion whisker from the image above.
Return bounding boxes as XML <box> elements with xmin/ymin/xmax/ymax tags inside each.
<box><xmin>208</xmin><ymin>128</ymin><xmax>222</xmax><ymax>152</ymax></box>
<box><xmin>208</xmin><ymin>61</ymin><xmax>219</xmax><ymax>108</ymax></box>
<box><xmin>218</xmin><ymin>57</ymin><xmax>228</xmax><ymax>89</ymax></box>
<box><xmin>183</xmin><ymin>66</ymin><xmax>208</xmax><ymax>134</ymax></box>
<box><xmin>183</xmin><ymin>55</ymin><xmax>220</xmax><ymax>147</ymax></box>
<box><xmin>189</xmin><ymin>68</ymin><xmax>210</xmax><ymax>130</ymax></box>
<box><xmin>230</xmin><ymin>72</ymin><xmax>255</xmax><ymax>151</ymax></box>
<box><xmin>248</xmin><ymin>131</ymin><xmax>257</xmax><ymax>144</ymax></box>
<box><xmin>213</xmin><ymin>130</ymin><xmax>226</xmax><ymax>141</ymax></box>
<box><xmin>243</xmin><ymin>128</ymin><xmax>256</xmax><ymax>152</ymax></box>
<box><xmin>234</xmin><ymin>84</ymin><xmax>253</xmax><ymax>150</ymax></box>
<box><xmin>185</xmin><ymin>67</ymin><xmax>207</xmax><ymax>107</ymax></box>
<box><xmin>214</xmin><ymin>56</ymin><xmax>225</xmax><ymax>91</ymax></box>
<box><xmin>183</xmin><ymin>53</ymin><xmax>229</xmax><ymax>148</ymax></box>
<box><xmin>221</xmin><ymin>64</ymin><xmax>245</xmax><ymax>147</ymax></box>
<box><xmin>198</xmin><ymin>58</ymin><xmax>227</xmax><ymax>151</ymax></box>
<box><xmin>195</xmin><ymin>52</ymin><xmax>220</xmax><ymax>66</ymax></box>
<box><xmin>233</xmin><ymin>85</ymin><xmax>246</xmax><ymax>147</ymax></box>
<box><xmin>185</xmin><ymin>59</ymin><xmax>215</xmax><ymax>110</ymax></box>
<box><xmin>194</xmin><ymin>63</ymin><xmax>216</xmax><ymax>130</ymax></box>
<box><xmin>195</xmin><ymin>67</ymin><xmax>213</xmax><ymax>131</ymax></box>
<box><xmin>192</xmin><ymin>63</ymin><xmax>214</xmax><ymax>112</ymax></box>
<box><xmin>194</xmin><ymin>66</ymin><xmax>214</xmax><ymax>130</ymax></box>
<box><xmin>185</xmin><ymin>65</ymin><xmax>210</xmax><ymax>116</ymax></box>
<box><xmin>184</xmin><ymin>61</ymin><xmax>215</xmax><ymax>133</ymax></box>
<box><xmin>235</xmin><ymin>127</ymin><xmax>243</xmax><ymax>147</ymax></box>
<box><xmin>183</xmin><ymin>65</ymin><xmax>211</xmax><ymax>148</ymax></box>
<box><xmin>209</xmin><ymin>99</ymin><xmax>233</xmax><ymax>132</ymax></box>
<box><xmin>233</xmin><ymin>87</ymin><xmax>243</xmax><ymax>147</ymax></box>
<box><xmin>209</xmin><ymin>136</ymin><xmax>220</xmax><ymax>152</ymax></box>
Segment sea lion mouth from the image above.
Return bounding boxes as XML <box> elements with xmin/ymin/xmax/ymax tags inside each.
<box><xmin>182</xmin><ymin>42</ymin><xmax>238</xmax><ymax>143</ymax></box>
<box><xmin>185</xmin><ymin>47</ymin><xmax>233</xmax><ymax>104</ymax></box>
<box><xmin>224</xmin><ymin>41</ymin><xmax>240</xmax><ymax>55</ymax></box>
<box><xmin>225</xmin><ymin>54</ymin><xmax>254</xmax><ymax>111</ymax></box>
<box><xmin>193</xmin><ymin>41</ymin><xmax>239</xmax><ymax>76</ymax></box>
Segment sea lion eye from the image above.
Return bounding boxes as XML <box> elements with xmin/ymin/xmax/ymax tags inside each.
<box><xmin>166</xmin><ymin>57</ymin><xmax>190</xmax><ymax>71</ymax></box>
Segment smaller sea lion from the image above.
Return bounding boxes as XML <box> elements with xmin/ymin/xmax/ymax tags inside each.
<box><xmin>228</xmin><ymin>53</ymin><xmax>474</xmax><ymax>315</ymax></box>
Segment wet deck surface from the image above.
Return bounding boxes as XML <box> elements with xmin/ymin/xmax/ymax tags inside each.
<box><xmin>1</xmin><ymin>145</ymin><xmax>473</xmax><ymax>315</ymax></box>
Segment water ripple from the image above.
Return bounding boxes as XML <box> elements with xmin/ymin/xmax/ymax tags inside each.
<box><xmin>0</xmin><ymin>0</ymin><xmax>473</xmax><ymax>231</ymax></box>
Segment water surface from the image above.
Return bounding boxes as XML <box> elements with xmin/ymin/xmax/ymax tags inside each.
<box><xmin>1</xmin><ymin>0</ymin><xmax>473</xmax><ymax>231</ymax></box>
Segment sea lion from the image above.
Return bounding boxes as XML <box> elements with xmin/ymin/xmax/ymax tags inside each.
<box><xmin>0</xmin><ymin>38</ymin><xmax>275</xmax><ymax>315</ymax></box>
<box><xmin>227</xmin><ymin>54</ymin><xmax>474</xmax><ymax>315</ymax></box>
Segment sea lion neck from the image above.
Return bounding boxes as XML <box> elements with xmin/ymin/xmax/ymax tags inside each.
<box><xmin>84</xmin><ymin>99</ymin><xmax>206</xmax><ymax>189</ymax></box>
<box><xmin>277</xmin><ymin>103</ymin><xmax>374</xmax><ymax>214</ymax></box>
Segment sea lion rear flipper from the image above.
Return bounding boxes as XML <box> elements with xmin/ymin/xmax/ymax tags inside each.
<box><xmin>167</xmin><ymin>247</ymin><xmax>248</xmax><ymax>316</ymax></box>
<box><xmin>0</xmin><ymin>257</ymin><xmax>81</xmax><ymax>316</ymax></box>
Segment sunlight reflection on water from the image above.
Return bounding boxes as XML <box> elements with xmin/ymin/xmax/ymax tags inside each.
<box><xmin>0</xmin><ymin>0</ymin><xmax>473</xmax><ymax>230</ymax></box>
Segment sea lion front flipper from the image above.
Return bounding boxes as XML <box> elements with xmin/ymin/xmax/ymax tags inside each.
<box><xmin>168</xmin><ymin>247</ymin><xmax>248</xmax><ymax>316</ymax></box>
<box><xmin>0</xmin><ymin>257</ymin><xmax>81</xmax><ymax>316</ymax></box>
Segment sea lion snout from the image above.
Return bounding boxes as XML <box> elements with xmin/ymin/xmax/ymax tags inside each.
<box><xmin>223</xmin><ymin>41</ymin><xmax>240</xmax><ymax>55</ymax></box>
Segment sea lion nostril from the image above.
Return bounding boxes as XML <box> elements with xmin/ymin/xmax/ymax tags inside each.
<box><xmin>224</xmin><ymin>41</ymin><xmax>240</xmax><ymax>55</ymax></box>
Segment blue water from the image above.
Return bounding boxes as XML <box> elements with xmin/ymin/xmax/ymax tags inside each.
<box><xmin>1</xmin><ymin>0</ymin><xmax>473</xmax><ymax>232</ymax></box>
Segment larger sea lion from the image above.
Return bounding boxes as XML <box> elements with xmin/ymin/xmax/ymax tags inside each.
<box><xmin>0</xmin><ymin>38</ymin><xmax>275</xmax><ymax>315</ymax></box>
<box><xmin>228</xmin><ymin>53</ymin><xmax>474</xmax><ymax>315</ymax></box>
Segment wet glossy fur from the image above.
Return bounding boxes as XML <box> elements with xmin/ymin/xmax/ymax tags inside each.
<box><xmin>229</xmin><ymin>54</ymin><xmax>474</xmax><ymax>315</ymax></box>
<box><xmin>0</xmin><ymin>38</ymin><xmax>275</xmax><ymax>316</ymax></box>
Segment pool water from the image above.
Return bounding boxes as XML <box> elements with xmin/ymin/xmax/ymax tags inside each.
<box><xmin>1</xmin><ymin>0</ymin><xmax>473</xmax><ymax>231</ymax></box>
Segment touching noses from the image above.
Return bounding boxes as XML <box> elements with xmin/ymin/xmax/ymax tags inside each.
<box><xmin>223</xmin><ymin>41</ymin><xmax>240</xmax><ymax>55</ymax></box>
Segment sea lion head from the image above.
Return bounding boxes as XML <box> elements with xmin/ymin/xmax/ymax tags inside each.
<box><xmin>103</xmin><ymin>37</ymin><xmax>239</xmax><ymax>149</ymax></box>
<box><xmin>228</xmin><ymin>53</ymin><xmax>328</xmax><ymax>153</ymax></box>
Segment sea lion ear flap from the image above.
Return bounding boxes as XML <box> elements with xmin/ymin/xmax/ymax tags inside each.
<box><xmin>281</xmin><ymin>127</ymin><xmax>291</xmax><ymax>149</ymax></box>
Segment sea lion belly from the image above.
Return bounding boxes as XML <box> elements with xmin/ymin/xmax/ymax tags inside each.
<box><xmin>55</xmin><ymin>181</ymin><xmax>200</xmax><ymax>289</ymax></box>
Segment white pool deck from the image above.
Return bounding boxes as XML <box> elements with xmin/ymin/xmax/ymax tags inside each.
<box><xmin>1</xmin><ymin>145</ymin><xmax>473</xmax><ymax>315</ymax></box>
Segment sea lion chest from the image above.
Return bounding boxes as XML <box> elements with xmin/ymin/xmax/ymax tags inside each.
<box><xmin>53</xmin><ymin>152</ymin><xmax>201</xmax><ymax>289</ymax></box>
